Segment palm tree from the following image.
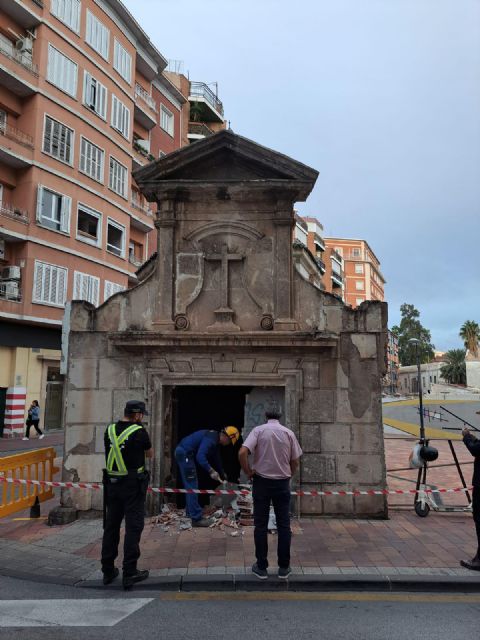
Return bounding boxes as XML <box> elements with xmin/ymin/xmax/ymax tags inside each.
<box><xmin>440</xmin><ymin>349</ymin><xmax>467</xmax><ymax>385</ymax></box>
<box><xmin>460</xmin><ymin>321</ymin><xmax>480</xmax><ymax>357</ymax></box>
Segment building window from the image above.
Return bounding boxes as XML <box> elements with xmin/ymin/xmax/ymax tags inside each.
<box><xmin>83</xmin><ymin>72</ymin><xmax>107</xmax><ymax>119</ymax></box>
<box><xmin>47</xmin><ymin>45</ymin><xmax>78</xmax><ymax>97</ymax></box>
<box><xmin>74</xmin><ymin>271</ymin><xmax>100</xmax><ymax>306</ymax></box>
<box><xmin>104</xmin><ymin>280</ymin><xmax>125</xmax><ymax>301</ymax></box>
<box><xmin>355</xmin><ymin>264</ymin><xmax>364</xmax><ymax>274</ymax></box>
<box><xmin>0</xmin><ymin>109</ymin><xmax>6</xmax><ymax>132</ymax></box>
<box><xmin>80</xmin><ymin>137</ymin><xmax>104</xmax><ymax>182</ymax></box>
<box><xmin>334</xmin><ymin>247</ymin><xmax>343</xmax><ymax>255</ymax></box>
<box><xmin>33</xmin><ymin>260</ymin><xmax>67</xmax><ymax>307</ymax></box>
<box><xmin>86</xmin><ymin>10</ymin><xmax>110</xmax><ymax>60</ymax></box>
<box><xmin>51</xmin><ymin>0</ymin><xmax>81</xmax><ymax>33</ymax></box>
<box><xmin>113</xmin><ymin>39</ymin><xmax>132</xmax><ymax>83</ymax></box>
<box><xmin>76</xmin><ymin>204</ymin><xmax>101</xmax><ymax>247</ymax></box>
<box><xmin>351</xmin><ymin>248</ymin><xmax>361</xmax><ymax>258</ymax></box>
<box><xmin>109</xmin><ymin>157</ymin><xmax>128</xmax><ymax>198</ymax></box>
<box><xmin>356</xmin><ymin>298</ymin><xmax>363</xmax><ymax>306</ymax></box>
<box><xmin>128</xmin><ymin>240</ymin><xmax>143</xmax><ymax>266</ymax></box>
<box><xmin>111</xmin><ymin>95</ymin><xmax>130</xmax><ymax>139</ymax></box>
<box><xmin>43</xmin><ymin>116</ymin><xmax>74</xmax><ymax>165</ymax></box>
<box><xmin>355</xmin><ymin>280</ymin><xmax>364</xmax><ymax>290</ymax></box>
<box><xmin>160</xmin><ymin>105</ymin><xmax>174</xmax><ymax>136</ymax></box>
<box><xmin>434</xmin><ymin>376</ymin><xmax>437</xmax><ymax>384</ymax></box>
<box><xmin>106</xmin><ymin>218</ymin><xmax>125</xmax><ymax>257</ymax></box>
<box><xmin>36</xmin><ymin>185</ymin><xmax>71</xmax><ymax>234</ymax></box>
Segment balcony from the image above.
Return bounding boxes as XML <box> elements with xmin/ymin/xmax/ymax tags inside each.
<box><xmin>134</xmin><ymin>83</ymin><xmax>157</xmax><ymax>130</ymax></box>
<box><xmin>128</xmin><ymin>255</ymin><xmax>143</xmax><ymax>268</ymax></box>
<box><xmin>188</xmin><ymin>122</ymin><xmax>215</xmax><ymax>142</ymax></box>
<box><xmin>2</xmin><ymin>0</ymin><xmax>42</xmax><ymax>29</ymax></box>
<box><xmin>315</xmin><ymin>257</ymin><xmax>326</xmax><ymax>274</ymax></box>
<box><xmin>0</xmin><ymin>202</ymin><xmax>29</xmax><ymax>226</ymax></box>
<box><xmin>132</xmin><ymin>142</ymin><xmax>155</xmax><ymax>171</ymax></box>
<box><xmin>189</xmin><ymin>82</ymin><xmax>224</xmax><ymax>123</ymax></box>
<box><xmin>0</xmin><ymin>123</ymin><xmax>34</xmax><ymax>167</ymax></box>
<box><xmin>131</xmin><ymin>197</ymin><xmax>153</xmax><ymax>218</ymax></box>
<box><xmin>0</xmin><ymin>280</ymin><xmax>22</xmax><ymax>302</ymax></box>
<box><xmin>0</xmin><ymin>38</ymin><xmax>38</xmax><ymax>97</ymax></box>
<box><xmin>331</xmin><ymin>271</ymin><xmax>343</xmax><ymax>287</ymax></box>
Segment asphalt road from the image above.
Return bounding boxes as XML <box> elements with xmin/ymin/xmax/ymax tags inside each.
<box><xmin>0</xmin><ymin>575</ymin><xmax>479</xmax><ymax>639</ymax></box>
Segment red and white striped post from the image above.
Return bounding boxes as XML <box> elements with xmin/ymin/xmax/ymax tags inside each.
<box><xmin>3</xmin><ymin>387</ymin><xmax>27</xmax><ymax>437</ymax></box>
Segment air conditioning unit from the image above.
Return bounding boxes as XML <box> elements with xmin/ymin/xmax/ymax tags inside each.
<box><xmin>2</xmin><ymin>266</ymin><xmax>21</xmax><ymax>280</ymax></box>
<box><xmin>0</xmin><ymin>281</ymin><xmax>20</xmax><ymax>300</ymax></box>
<box><xmin>15</xmin><ymin>37</ymin><xmax>33</xmax><ymax>54</ymax></box>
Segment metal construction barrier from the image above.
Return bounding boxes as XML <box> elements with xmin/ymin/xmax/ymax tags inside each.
<box><xmin>0</xmin><ymin>448</ymin><xmax>59</xmax><ymax>518</ymax></box>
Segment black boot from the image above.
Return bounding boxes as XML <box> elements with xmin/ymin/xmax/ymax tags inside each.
<box><xmin>460</xmin><ymin>554</ymin><xmax>480</xmax><ymax>571</ymax></box>
<box><xmin>102</xmin><ymin>567</ymin><xmax>119</xmax><ymax>585</ymax></box>
<box><xmin>122</xmin><ymin>569</ymin><xmax>149</xmax><ymax>590</ymax></box>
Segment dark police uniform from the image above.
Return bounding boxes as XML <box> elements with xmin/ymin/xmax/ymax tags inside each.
<box><xmin>101</xmin><ymin>418</ymin><xmax>151</xmax><ymax>579</ymax></box>
<box><xmin>463</xmin><ymin>432</ymin><xmax>480</xmax><ymax>564</ymax></box>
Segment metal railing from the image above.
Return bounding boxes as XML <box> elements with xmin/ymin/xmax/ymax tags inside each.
<box><xmin>131</xmin><ymin>198</ymin><xmax>153</xmax><ymax>217</ymax></box>
<box><xmin>0</xmin><ymin>202</ymin><xmax>29</xmax><ymax>225</ymax></box>
<box><xmin>0</xmin><ymin>281</ymin><xmax>22</xmax><ymax>302</ymax></box>
<box><xmin>189</xmin><ymin>82</ymin><xmax>224</xmax><ymax>116</ymax></box>
<box><xmin>188</xmin><ymin>122</ymin><xmax>214</xmax><ymax>137</ymax></box>
<box><xmin>0</xmin><ymin>40</ymin><xmax>39</xmax><ymax>77</ymax></box>
<box><xmin>315</xmin><ymin>258</ymin><xmax>326</xmax><ymax>272</ymax></box>
<box><xmin>134</xmin><ymin>84</ymin><xmax>157</xmax><ymax>112</ymax></box>
<box><xmin>129</xmin><ymin>255</ymin><xmax>143</xmax><ymax>267</ymax></box>
<box><xmin>0</xmin><ymin>123</ymin><xmax>34</xmax><ymax>149</ymax></box>
<box><xmin>331</xmin><ymin>271</ymin><xmax>343</xmax><ymax>285</ymax></box>
<box><xmin>0</xmin><ymin>449</ymin><xmax>59</xmax><ymax>517</ymax></box>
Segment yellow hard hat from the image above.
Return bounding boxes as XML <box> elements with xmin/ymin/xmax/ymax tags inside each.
<box><xmin>223</xmin><ymin>426</ymin><xmax>240</xmax><ymax>445</ymax></box>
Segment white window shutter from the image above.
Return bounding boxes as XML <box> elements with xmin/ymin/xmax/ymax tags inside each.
<box><xmin>60</xmin><ymin>195</ymin><xmax>71</xmax><ymax>234</ymax></box>
<box><xmin>92</xmin><ymin>277</ymin><xmax>99</xmax><ymax>306</ymax></box>
<box><xmin>98</xmin><ymin>83</ymin><xmax>106</xmax><ymax>118</ymax></box>
<box><xmin>36</xmin><ymin>185</ymin><xmax>44</xmax><ymax>222</ymax></box>
<box><xmin>84</xmin><ymin>71</ymin><xmax>91</xmax><ymax>105</ymax></box>
<box><xmin>57</xmin><ymin>266</ymin><xmax>67</xmax><ymax>306</ymax></box>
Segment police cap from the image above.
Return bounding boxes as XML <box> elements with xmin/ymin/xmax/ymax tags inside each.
<box><xmin>124</xmin><ymin>400</ymin><xmax>149</xmax><ymax>415</ymax></box>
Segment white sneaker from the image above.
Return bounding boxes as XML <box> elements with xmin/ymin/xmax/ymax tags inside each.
<box><xmin>22</xmin><ymin>437</ymin><xmax>29</xmax><ymax>441</ymax></box>
<box><xmin>39</xmin><ymin>434</ymin><xmax>45</xmax><ymax>439</ymax></box>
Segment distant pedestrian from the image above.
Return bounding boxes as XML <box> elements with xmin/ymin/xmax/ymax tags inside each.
<box><xmin>461</xmin><ymin>426</ymin><xmax>480</xmax><ymax>570</ymax></box>
<box><xmin>239</xmin><ymin>407</ymin><xmax>302</xmax><ymax>580</ymax></box>
<box><xmin>22</xmin><ymin>400</ymin><xmax>44</xmax><ymax>440</ymax></box>
<box><xmin>175</xmin><ymin>427</ymin><xmax>240</xmax><ymax>527</ymax></box>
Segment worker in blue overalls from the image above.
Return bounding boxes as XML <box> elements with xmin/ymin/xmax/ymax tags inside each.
<box><xmin>175</xmin><ymin>427</ymin><xmax>240</xmax><ymax>526</ymax></box>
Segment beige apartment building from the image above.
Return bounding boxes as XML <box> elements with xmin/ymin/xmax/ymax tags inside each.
<box><xmin>0</xmin><ymin>0</ymin><xmax>197</xmax><ymax>435</ymax></box>
<box><xmin>324</xmin><ymin>238</ymin><xmax>385</xmax><ymax>308</ymax></box>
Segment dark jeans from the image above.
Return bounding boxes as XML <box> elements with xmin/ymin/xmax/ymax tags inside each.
<box><xmin>25</xmin><ymin>419</ymin><xmax>42</xmax><ymax>437</ymax></box>
<box><xmin>252</xmin><ymin>474</ymin><xmax>291</xmax><ymax>570</ymax></box>
<box><xmin>175</xmin><ymin>446</ymin><xmax>203</xmax><ymax>521</ymax></box>
<box><xmin>101</xmin><ymin>475</ymin><xmax>147</xmax><ymax>575</ymax></box>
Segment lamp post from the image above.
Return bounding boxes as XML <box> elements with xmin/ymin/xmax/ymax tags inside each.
<box><xmin>409</xmin><ymin>338</ymin><xmax>425</xmax><ymax>443</ymax></box>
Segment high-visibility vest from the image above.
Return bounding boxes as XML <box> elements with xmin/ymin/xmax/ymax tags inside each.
<box><xmin>106</xmin><ymin>423</ymin><xmax>144</xmax><ymax>476</ymax></box>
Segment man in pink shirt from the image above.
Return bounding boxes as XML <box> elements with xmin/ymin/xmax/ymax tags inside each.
<box><xmin>239</xmin><ymin>407</ymin><xmax>302</xmax><ymax>580</ymax></box>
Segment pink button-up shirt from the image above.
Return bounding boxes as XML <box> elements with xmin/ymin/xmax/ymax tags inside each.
<box><xmin>243</xmin><ymin>420</ymin><xmax>302</xmax><ymax>480</ymax></box>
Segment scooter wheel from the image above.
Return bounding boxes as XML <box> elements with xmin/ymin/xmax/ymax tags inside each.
<box><xmin>414</xmin><ymin>501</ymin><xmax>430</xmax><ymax>517</ymax></box>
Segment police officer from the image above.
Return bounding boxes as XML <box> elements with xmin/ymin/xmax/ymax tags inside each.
<box><xmin>175</xmin><ymin>427</ymin><xmax>240</xmax><ymax>527</ymax></box>
<box><xmin>101</xmin><ymin>400</ymin><xmax>153</xmax><ymax>589</ymax></box>
<box><xmin>461</xmin><ymin>425</ymin><xmax>480</xmax><ymax>570</ymax></box>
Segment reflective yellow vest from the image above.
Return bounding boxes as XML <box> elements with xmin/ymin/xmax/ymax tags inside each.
<box><xmin>106</xmin><ymin>423</ymin><xmax>144</xmax><ymax>477</ymax></box>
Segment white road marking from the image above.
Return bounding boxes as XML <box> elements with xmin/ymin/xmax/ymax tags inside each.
<box><xmin>0</xmin><ymin>598</ymin><xmax>153</xmax><ymax>627</ymax></box>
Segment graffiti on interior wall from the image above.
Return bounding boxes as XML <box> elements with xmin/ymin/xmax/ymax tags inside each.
<box><xmin>243</xmin><ymin>388</ymin><xmax>285</xmax><ymax>439</ymax></box>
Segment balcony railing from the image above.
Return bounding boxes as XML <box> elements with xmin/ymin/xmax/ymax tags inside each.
<box><xmin>190</xmin><ymin>82</ymin><xmax>224</xmax><ymax>116</ymax></box>
<box><xmin>0</xmin><ymin>202</ymin><xmax>29</xmax><ymax>225</ymax></box>
<box><xmin>134</xmin><ymin>84</ymin><xmax>157</xmax><ymax>113</ymax></box>
<box><xmin>131</xmin><ymin>198</ymin><xmax>153</xmax><ymax>217</ymax></box>
<box><xmin>129</xmin><ymin>255</ymin><xmax>143</xmax><ymax>268</ymax></box>
<box><xmin>315</xmin><ymin>258</ymin><xmax>326</xmax><ymax>272</ymax></box>
<box><xmin>0</xmin><ymin>40</ymin><xmax>38</xmax><ymax>77</ymax></box>
<box><xmin>0</xmin><ymin>123</ymin><xmax>34</xmax><ymax>149</ymax></box>
<box><xmin>331</xmin><ymin>271</ymin><xmax>343</xmax><ymax>285</ymax></box>
<box><xmin>188</xmin><ymin>122</ymin><xmax>214</xmax><ymax>137</ymax></box>
<box><xmin>0</xmin><ymin>281</ymin><xmax>22</xmax><ymax>302</ymax></box>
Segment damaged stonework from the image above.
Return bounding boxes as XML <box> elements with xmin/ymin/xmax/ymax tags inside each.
<box><xmin>54</xmin><ymin>130</ymin><xmax>388</xmax><ymax>521</ymax></box>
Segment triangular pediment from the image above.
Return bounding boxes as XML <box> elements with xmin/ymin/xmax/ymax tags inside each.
<box><xmin>133</xmin><ymin>129</ymin><xmax>318</xmax><ymax>187</ymax></box>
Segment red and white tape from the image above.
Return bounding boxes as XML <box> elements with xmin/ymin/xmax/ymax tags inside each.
<box><xmin>0</xmin><ymin>475</ymin><xmax>472</xmax><ymax>497</ymax></box>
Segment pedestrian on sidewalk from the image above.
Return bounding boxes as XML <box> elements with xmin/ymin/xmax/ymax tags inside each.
<box><xmin>175</xmin><ymin>427</ymin><xmax>240</xmax><ymax>527</ymax></box>
<box><xmin>461</xmin><ymin>426</ymin><xmax>480</xmax><ymax>571</ymax></box>
<box><xmin>239</xmin><ymin>406</ymin><xmax>302</xmax><ymax>580</ymax></box>
<box><xmin>101</xmin><ymin>400</ymin><xmax>153</xmax><ymax>589</ymax></box>
<box><xmin>22</xmin><ymin>400</ymin><xmax>44</xmax><ymax>440</ymax></box>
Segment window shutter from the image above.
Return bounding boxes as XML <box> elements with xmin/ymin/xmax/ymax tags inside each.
<box><xmin>34</xmin><ymin>262</ymin><xmax>44</xmax><ymax>302</ymax></box>
<box><xmin>74</xmin><ymin>271</ymin><xmax>81</xmax><ymax>300</ymax></box>
<box><xmin>92</xmin><ymin>277</ymin><xmax>99</xmax><ymax>306</ymax></box>
<box><xmin>57</xmin><ymin>266</ymin><xmax>67</xmax><ymax>306</ymax></box>
<box><xmin>97</xmin><ymin>82</ymin><xmax>107</xmax><ymax>118</ymax></box>
<box><xmin>104</xmin><ymin>281</ymin><xmax>112</xmax><ymax>301</ymax></box>
<box><xmin>60</xmin><ymin>195</ymin><xmax>71</xmax><ymax>234</ymax></box>
<box><xmin>36</xmin><ymin>185</ymin><xmax>44</xmax><ymax>222</ymax></box>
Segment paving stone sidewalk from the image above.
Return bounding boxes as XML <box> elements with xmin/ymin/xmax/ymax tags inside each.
<box><xmin>0</xmin><ymin>507</ymin><xmax>478</xmax><ymax>585</ymax></box>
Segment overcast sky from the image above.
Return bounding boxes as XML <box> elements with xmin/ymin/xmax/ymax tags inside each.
<box><xmin>125</xmin><ymin>0</ymin><xmax>480</xmax><ymax>350</ymax></box>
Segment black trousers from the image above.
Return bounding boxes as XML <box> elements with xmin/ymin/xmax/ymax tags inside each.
<box><xmin>101</xmin><ymin>476</ymin><xmax>147</xmax><ymax>575</ymax></box>
<box><xmin>25</xmin><ymin>419</ymin><xmax>42</xmax><ymax>437</ymax></box>
<box><xmin>252</xmin><ymin>475</ymin><xmax>291</xmax><ymax>570</ymax></box>
<box><xmin>472</xmin><ymin>486</ymin><xmax>480</xmax><ymax>556</ymax></box>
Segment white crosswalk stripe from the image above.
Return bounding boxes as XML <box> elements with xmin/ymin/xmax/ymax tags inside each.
<box><xmin>0</xmin><ymin>599</ymin><xmax>153</xmax><ymax>627</ymax></box>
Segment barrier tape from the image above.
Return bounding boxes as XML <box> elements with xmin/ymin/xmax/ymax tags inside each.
<box><xmin>0</xmin><ymin>475</ymin><xmax>473</xmax><ymax>498</ymax></box>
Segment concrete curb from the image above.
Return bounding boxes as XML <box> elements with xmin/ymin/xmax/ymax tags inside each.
<box><xmin>76</xmin><ymin>572</ymin><xmax>480</xmax><ymax>593</ymax></box>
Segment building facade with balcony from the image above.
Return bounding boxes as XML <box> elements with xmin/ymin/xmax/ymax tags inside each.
<box><xmin>383</xmin><ymin>330</ymin><xmax>399</xmax><ymax>395</ymax></box>
<box><xmin>0</xmin><ymin>0</ymin><xmax>187</xmax><ymax>435</ymax></box>
<box><xmin>324</xmin><ymin>238</ymin><xmax>385</xmax><ymax>308</ymax></box>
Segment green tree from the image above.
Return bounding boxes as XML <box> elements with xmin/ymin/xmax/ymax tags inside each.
<box><xmin>391</xmin><ymin>303</ymin><xmax>435</xmax><ymax>366</ymax></box>
<box><xmin>440</xmin><ymin>349</ymin><xmax>467</xmax><ymax>385</ymax></box>
<box><xmin>459</xmin><ymin>320</ymin><xmax>480</xmax><ymax>357</ymax></box>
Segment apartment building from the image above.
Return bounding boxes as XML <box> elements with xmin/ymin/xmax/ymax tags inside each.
<box><xmin>324</xmin><ymin>238</ymin><xmax>385</xmax><ymax>308</ymax></box>
<box><xmin>0</xmin><ymin>0</ymin><xmax>187</xmax><ymax>435</ymax></box>
<box><xmin>384</xmin><ymin>330</ymin><xmax>399</xmax><ymax>394</ymax></box>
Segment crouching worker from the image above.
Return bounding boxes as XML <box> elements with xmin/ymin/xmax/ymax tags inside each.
<box><xmin>175</xmin><ymin>427</ymin><xmax>240</xmax><ymax>527</ymax></box>
<box><xmin>101</xmin><ymin>400</ymin><xmax>153</xmax><ymax>589</ymax></box>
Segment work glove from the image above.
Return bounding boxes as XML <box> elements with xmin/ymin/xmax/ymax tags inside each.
<box><xmin>209</xmin><ymin>469</ymin><xmax>222</xmax><ymax>483</ymax></box>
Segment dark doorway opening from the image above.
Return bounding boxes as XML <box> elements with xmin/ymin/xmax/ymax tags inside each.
<box><xmin>172</xmin><ymin>385</ymin><xmax>251</xmax><ymax>507</ymax></box>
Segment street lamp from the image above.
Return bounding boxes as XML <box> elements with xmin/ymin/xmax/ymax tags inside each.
<box><xmin>408</xmin><ymin>338</ymin><xmax>425</xmax><ymax>443</ymax></box>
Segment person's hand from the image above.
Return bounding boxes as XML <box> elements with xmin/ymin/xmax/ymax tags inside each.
<box><xmin>462</xmin><ymin>427</ymin><xmax>471</xmax><ymax>437</ymax></box>
<box><xmin>247</xmin><ymin>467</ymin><xmax>255</xmax><ymax>480</ymax></box>
<box><xmin>209</xmin><ymin>469</ymin><xmax>222</xmax><ymax>483</ymax></box>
